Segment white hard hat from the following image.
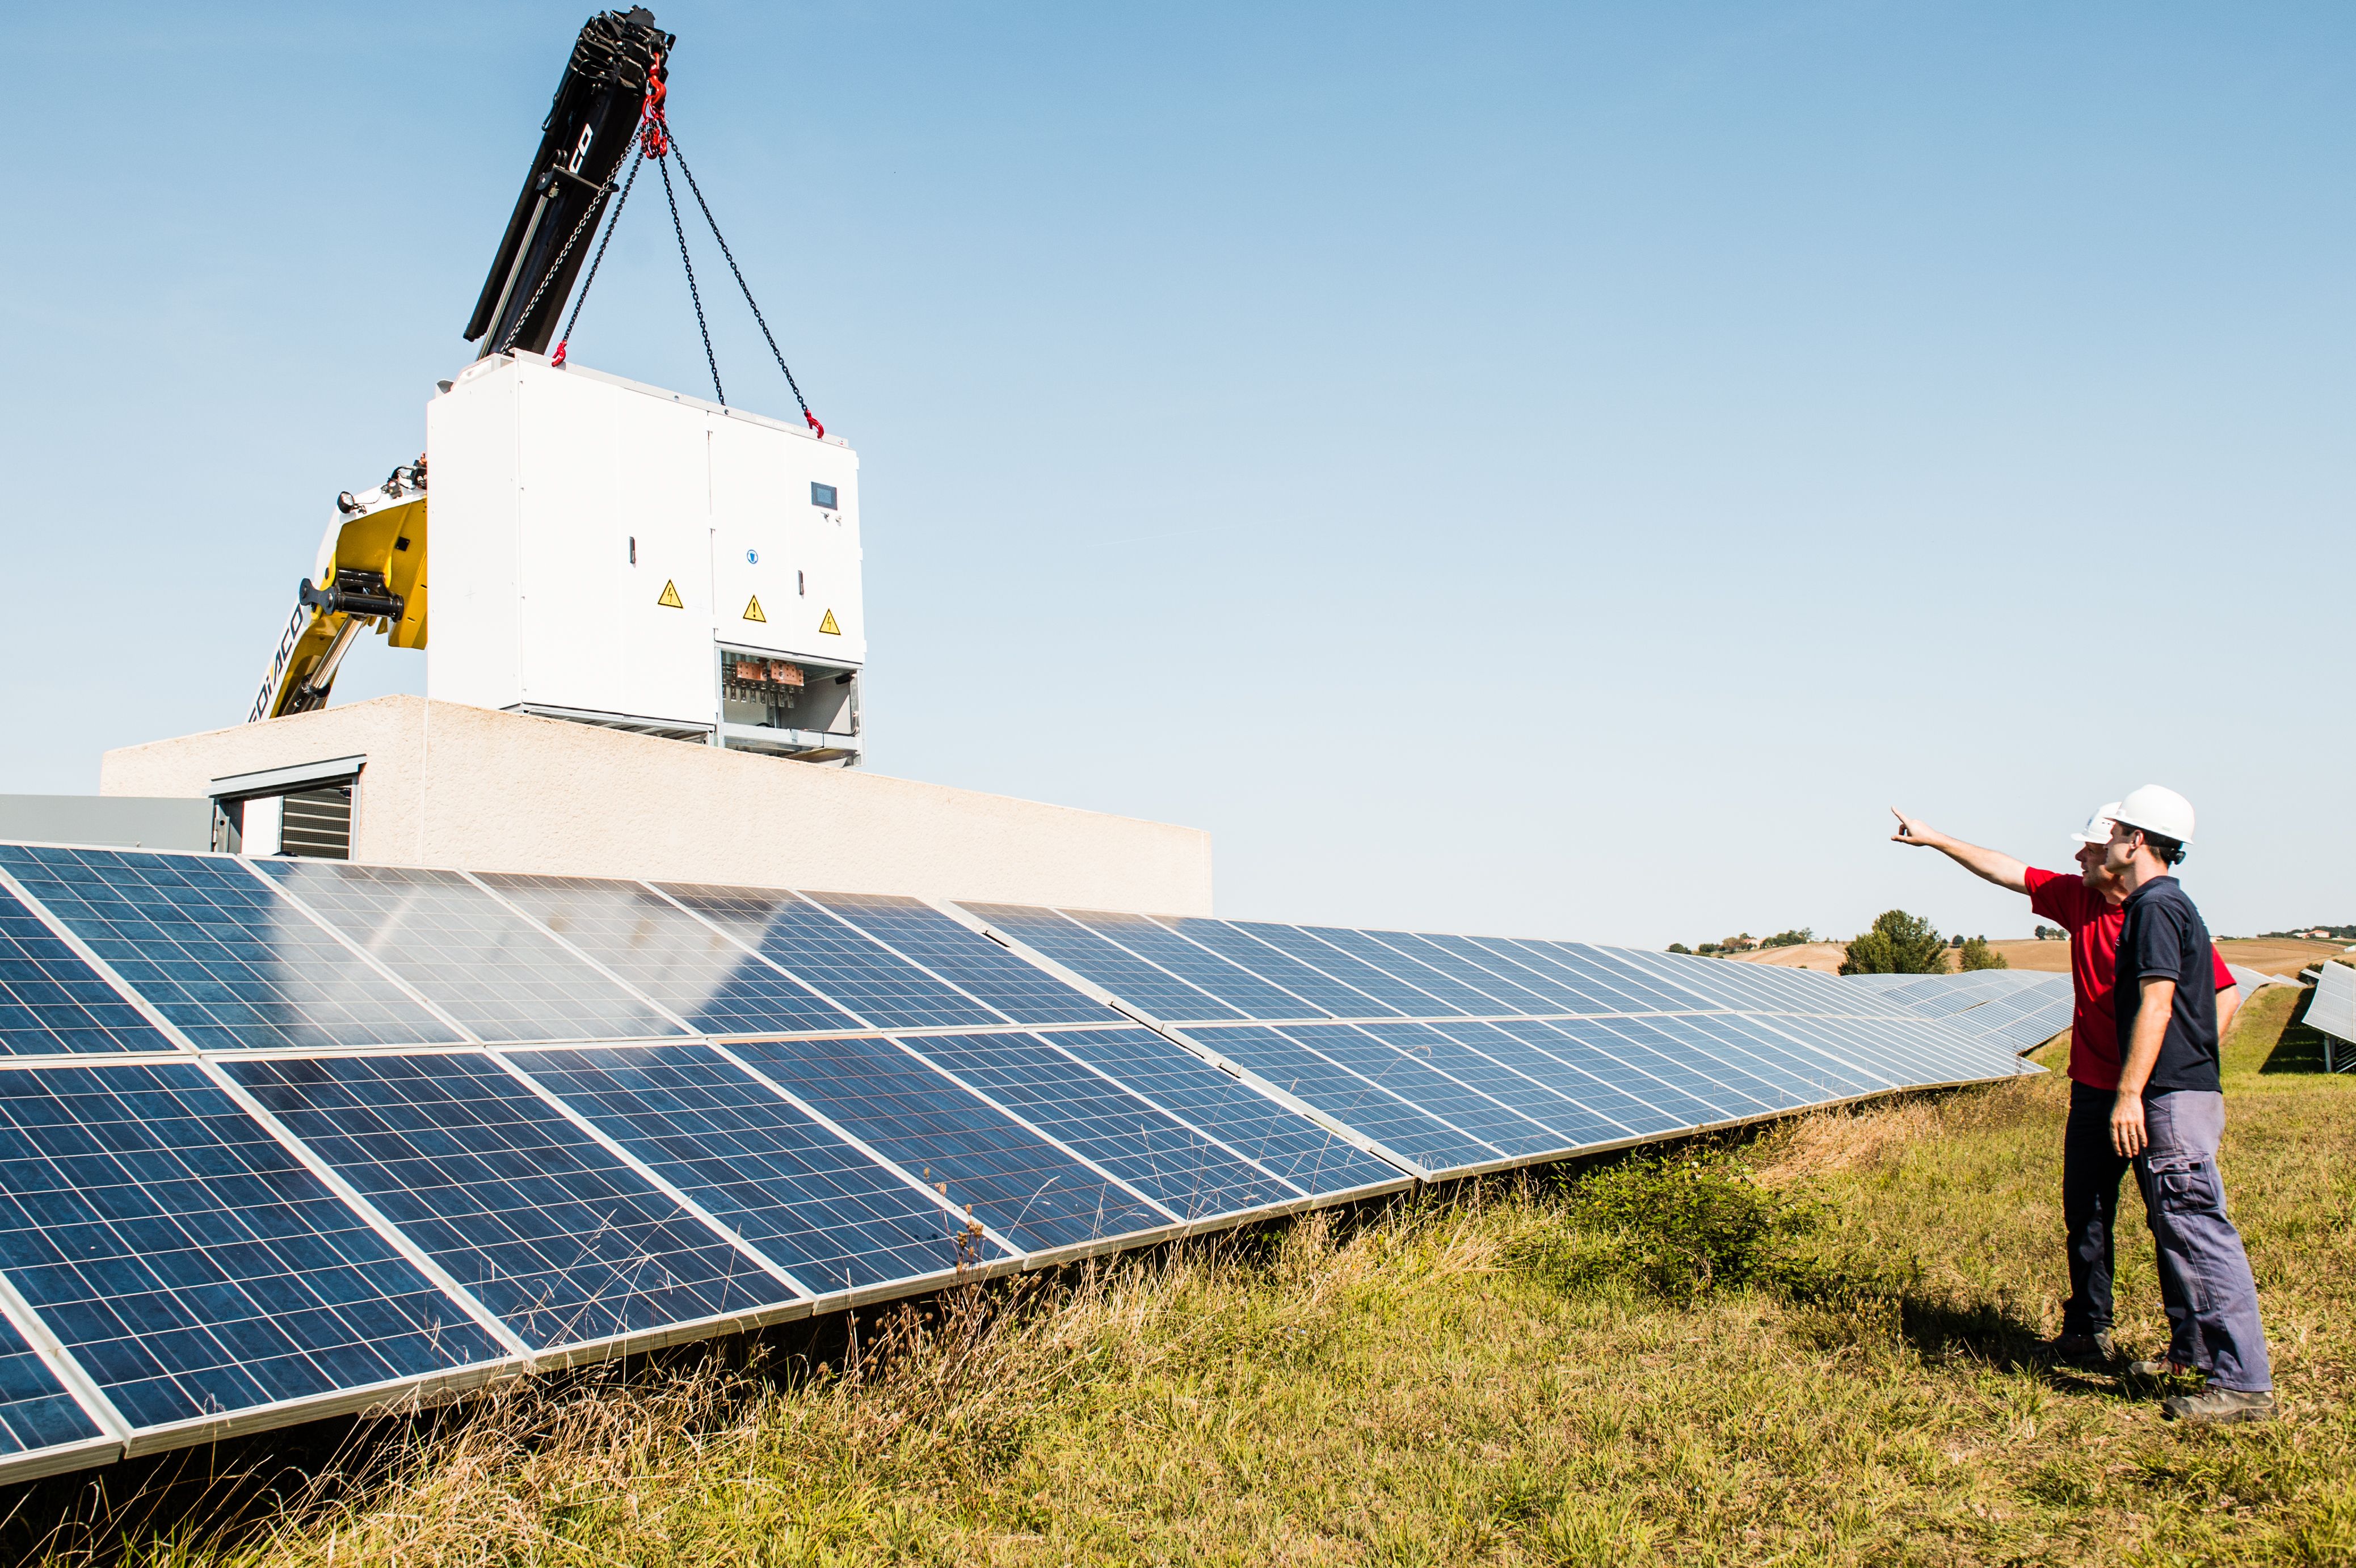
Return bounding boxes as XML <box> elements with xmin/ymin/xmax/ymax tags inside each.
<box><xmin>2071</xmin><ymin>803</ymin><xmax>2122</xmax><ymax>845</ymax></box>
<box><xmin>2114</xmin><ymin>784</ymin><xmax>2195</xmax><ymax>846</ymax></box>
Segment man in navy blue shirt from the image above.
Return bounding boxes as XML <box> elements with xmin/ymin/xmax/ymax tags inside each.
<box><xmin>2107</xmin><ymin>785</ymin><xmax>2274</xmax><ymax>1423</ymax></box>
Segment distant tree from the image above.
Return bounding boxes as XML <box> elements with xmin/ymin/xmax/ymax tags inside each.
<box><xmin>2034</xmin><ymin>924</ymin><xmax>2058</xmax><ymax>941</ymax></box>
<box><xmin>1667</xmin><ymin>943</ymin><xmax>1692</xmax><ymax>955</ymax></box>
<box><xmin>1760</xmin><ymin>928</ymin><xmax>1814</xmax><ymax>949</ymax></box>
<box><xmin>1959</xmin><ymin>935</ymin><xmax>2008</xmax><ymax>971</ymax></box>
<box><xmin>1840</xmin><ymin>910</ymin><xmax>1949</xmax><ymax>975</ymax></box>
<box><xmin>1697</xmin><ymin>942</ymin><xmax>1724</xmax><ymax>955</ymax></box>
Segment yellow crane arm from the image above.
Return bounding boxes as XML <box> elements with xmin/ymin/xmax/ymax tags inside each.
<box><xmin>247</xmin><ymin>488</ymin><xmax>430</xmax><ymax>723</ymax></box>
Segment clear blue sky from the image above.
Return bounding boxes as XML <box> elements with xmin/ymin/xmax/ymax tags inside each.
<box><xmin>5</xmin><ymin>2</ymin><xmax>2348</xmax><ymax>946</ymax></box>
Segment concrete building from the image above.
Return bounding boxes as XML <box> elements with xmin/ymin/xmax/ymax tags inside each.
<box><xmin>97</xmin><ymin>696</ymin><xmax>1213</xmax><ymax>914</ymax></box>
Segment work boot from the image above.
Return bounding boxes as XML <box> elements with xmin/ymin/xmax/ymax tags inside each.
<box><xmin>2125</xmin><ymin>1357</ymin><xmax>2203</xmax><ymax>1382</ymax></box>
<box><xmin>2161</xmin><ymin>1386</ymin><xmax>2277</xmax><ymax>1424</ymax></box>
<box><xmin>2048</xmin><ymin>1330</ymin><xmax>2118</xmax><ymax>1370</ymax></box>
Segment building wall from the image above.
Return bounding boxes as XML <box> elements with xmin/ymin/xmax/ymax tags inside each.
<box><xmin>0</xmin><ymin>795</ymin><xmax>213</xmax><ymax>852</ymax></box>
<box><xmin>99</xmin><ymin>696</ymin><xmax>1213</xmax><ymax>914</ymax></box>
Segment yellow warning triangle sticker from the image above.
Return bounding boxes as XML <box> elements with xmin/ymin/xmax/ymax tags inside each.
<box><xmin>818</xmin><ymin>608</ymin><xmax>842</xmax><ymax>634</ymax></box>
<box><xmin>743</xmin><ymin>595</ymin><xmax>766</xmax><ymax>623</ymax></box>
<box><xmin>656</xmin><ymin>580</ymin><xmax>685</xmax><ymax>609</ymax></box>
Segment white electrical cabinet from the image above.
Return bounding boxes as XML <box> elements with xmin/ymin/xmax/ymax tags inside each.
<box><xmin>427</xmin><ymin>352</ymin><xmax>865</xmax><ymax>763</ymax></box>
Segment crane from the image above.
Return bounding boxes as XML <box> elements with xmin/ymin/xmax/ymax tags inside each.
<box><xmin>249</xmin><ymin>9</ymin><xmax>673</xmax><ymax>724</ymax></box>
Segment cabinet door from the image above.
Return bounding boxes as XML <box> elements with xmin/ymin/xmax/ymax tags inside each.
<box><xmin>513</xmin><ymin>370</ymin><xmax>713</xmax><ymax>725</ymax></box>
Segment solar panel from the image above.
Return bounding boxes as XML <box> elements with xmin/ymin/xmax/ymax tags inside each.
<box><xmin>259</xmin><ymin>862</ymin><xmax>684</xmax><ymax>1044</ymax></box>
<box><xmin>1059</xmin><ymin>910</ymin><xmax>1322</xmax><ymax>1019</ymax></box>
<box><xmin>1041</xmin><ymin>1027</ymin><xmax>1404</xmax><ymax>1196</ymax></box>
<box><xmin>480</xmin><ymin>874</ymin><xmax>861</xmax><ymax>1036</ymax></box>
<box><xmin>505</xmin><ymin>1044</ymin><xmax>1012</xmax><ymax>1293</ymax></box>
<box><xmin>1454</xmin><ymin>1019</ymin><xmax>1692</xmax><ymax>1136</ymax></box>
<box><xmin>0</xmin><ymin>846</ymin><xmax>461</xmax><ymax>1053</ymax></box>
<box><xmin>1244</xmin><ymin>925</ymin><xmax>1463</xmax><ymax>1015</ymax></box>
<box><xmin>961</xmin><ymin>905</ymin><xmax>1246</xmax><ymax>1023</ymax></box>
<box><xmin>803</xmin><ymin>894</ymin><xmax>1126</xmax><ymax>1026</ymax></box>
<box><xmin>0</xmin><ymin>884</ymin><xmax>173</xmax><ymax>1055</ymax></box>
<box><xmin>1461</xmin><ymin>938</ymin><xmax>1665</xmax><ymax>1014</ymax></box>
<box><xmin>1529</xmin><ymin>942</ymin><xmax>1718</xmax><ymax>1013</ymax></box>
<box><xmin>1312</xmin><ymin>929</ymin><xmax>1507</xmax><ymax>1014</ymax></box>
<box><xmin>899</xmin><ymin>1033</ymin><xmax>1301</xmax><ymax>1220</ymax></box>
<box><xmin>1173</xmin><ymin>1025</ymin><xmax>1500</xmax><ymax>1175</ymax></box>
<box><xmin>224</xmin><ymin>1053</ymin><xmax>792</xmax><ymax>1348</ymax></box>
<box><xmin>1363</xmin><ymin>931</ymin><xmax>1562</xmax><ymax>1013</ymax></box>
<box><xmin>0</xmin><ymin>837</ymin><xmax>2048</xmax><ymax>1486</ymax></box>
<box><xmin>1352</xmin><ymin>1021</ymin><xmax>1631</xmax><ymax>1147</ymax></box>
<box><xmin>0</xmin><ymin>1062</ymin><xmax>508</xmax><ymax>1430</ymax></box>
<box><xmin>658</xmin><ymin>884</ymin><xmax>1002</xmax><ymax>1030</ymax></box>
<box><xmin>1152</xmin><ymin>918</ymin><xmax>1394</xmax><ymax>1017</ymax></box>
<box><xmin>726</xmin><ymin>1035</ymin><xmax>1173</xmax><ymax>1255</ymax></box>
<box><xmin>1505</xmin><ymin>1018</ymin><xmax>1730</xmax><ymax>1128</ymax></box>
<box><xmin>0</xmin><ymin>1313</ymin><xmax>104</xmax><ymax>1461</ymax></box>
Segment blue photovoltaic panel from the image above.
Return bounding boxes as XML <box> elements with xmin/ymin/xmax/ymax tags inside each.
<box><xmin>1321</xmin><ymin>929</ymin><xmax>1514</xmax><ymax>1014</ymax></box>
<box><xmin>1681</xmin><ymin>1014</ymin><xmax>1887</xmax><ymax>1099</ymax></box>
<box><xmin>1611</xmin><ymin>1017</ymin><xmax>1814</xmax><ymax>1110</ymax></box>
<box><xmin>1423</xmin><ymin>1018</ymin><xmax>1668</xmax><ymax>1137</ymax></box>
<box><xmin>0</xmin><ymin>886</ymin><xmax>173</xmax><ymax>1055</ymax></box>
<box><xmin>962</xmin><ymin>905</ymin><xmax>1245</xmax><ymax>1023</ymax></box>
<box><xmin>729</xmin><ymin>1035</ymin><xmax>1171</xmax><ymax>1254</ymax></box>
<box><xmin>1247</xmin><ymin>926</ymin><xmax>1463</xmax><ymax>1016</ymax></box>
<box><xmin>659</xmin><ymin>884</ymin><xmax>1001</xmax><ymax>1031</ymax></box>
<box><xmin>1362</xmin><ymin>931</ymin><xmax>1561</xmax><ymax>1014</ymax></box>
<box><xmin>225</xmin><ymin>1053</ymin><xmax>788</xmax><ymax>1347</ymax></box>
<box><xmin>1473</xmin><ymin>941</ymin><xmax>1661</xmax><ymax>1013</ymax></box>
<box><xmin>1414</xmin><ymin>934</ymin><xmax>1610</xmax><ymax>1014</ymax></box>
<box><xmin>1459</xmin><ymin>937</ymin><xmax>1656</xmax><ymax>1014</ymax></box>
<box><xmin>1044</xmin><ymin>1028</ymin><xmax>1403</xmax><ymax>1195</ymax></box>
<box><xmin>805</xmin><ymin>893</ymin><xmax>1125</xmax><ymax>1026</ymax></box>
<box><xmin>1776</xmin><ymin>1011</ymin><xmax>1960</xmax><ymax>1087</ymax></box>
<box><xmin>1275</xmin><ymin>1023</ymin><xmax>1563</xmax><ymax>1157</ymax></box>
<box><xmin>1538</xmin><ymin>943</ymin><xmax>1719</xmax><ymax>1013</ymax></box>
<box><xmin>481</xmin><ymin>874</ymin><xmax>859</xmax><ymax>1036</ymax></box>
<box><xmin>1061</xmin><ymin>911</ymin><xmax>1323</xmax><ymax>1020</ymax></box>
<box><xmin>1576</xmin><ymin>1018</ymin><xmax>1783</xmax><ymax>1118</ymax></box>
<box><xmin>0</xmin><ymin>1063</ymin><xmax>506</xmax><ymax>1431</ymax></box>
<box><xmin>507</xmin><ymin>1044</ymin><xmax>1009</xmax><ymax>1292</ymax></box>
<box><xmin>1156</xmin><ymin>920</ymin><xmax>1395</xmax><ymax>1018</ymax></box>
<box><xmin>0</xmin><ymin>1314</ymin><xmax>102</xmax><ymax>1456</ymax></box>
<box><xmin>1177</xmin><ymin>1026</ymin><xmax>1498</xmax><ymax>1173</ymax></box>
<box><xmin>903</xmin><ymin>1033</ymin><xmax>1298</xmax><ymax>1220</ymax></box>
<box><xmin>260</xmin><ymin>862</ymin><xmax>683</xmax><ymax>1044</ymax></box>
<box><xmin>0</xmin><ymin>846</ymin><xmax>459</xmax><ymax>1053</ymax></box>
<box><xmin>1617</xmin><ymin>952</ymin><xmax>1810</xmax><ymax>1014</ymax></box>
<box><xmin>1499</xmin><ymin>1019</ymin><xmax>1725</xmax><ymax>1131</ymax></box>
<box><xmin>1356</xmin><ymin>1020</ymin><xmax>1633</xmax><ymax>1148</ymax></box>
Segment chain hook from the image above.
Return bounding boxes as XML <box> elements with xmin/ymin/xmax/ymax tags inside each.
<box><xmin>640</xmin><ymin>53</ymin><xmax>670</xmax><ymax>158</ymax></box>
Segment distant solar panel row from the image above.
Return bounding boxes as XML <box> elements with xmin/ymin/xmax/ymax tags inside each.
<box><xmin>0</xmin><ymin>841</ymin><xmax>2032</xmax><ymax>1486</ymax></box>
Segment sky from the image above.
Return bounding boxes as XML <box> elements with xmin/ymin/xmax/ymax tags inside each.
<box><xmin>3</xmin><ymin>2</ymin><xmax>2349</xmax><ymax>947</ymax></box>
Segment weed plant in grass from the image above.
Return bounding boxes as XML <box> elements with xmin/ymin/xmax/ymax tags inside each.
<box><xmin>43</xmin><ymin>1057</ymin><xmax>2356</xmax><ymax>1567</ymax></box>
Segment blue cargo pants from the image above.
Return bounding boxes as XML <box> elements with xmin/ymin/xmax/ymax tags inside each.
<box><xmin>2135</xmin><ymin>1089</ymin><xmax>2272</xmax><ymax>1392</ymax></box>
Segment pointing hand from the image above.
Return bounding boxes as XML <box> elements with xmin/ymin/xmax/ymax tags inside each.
<box><xmin>1890</xmin><ymin>807</ymin><xmax>1937</xmax><ymax>847</ymax></box>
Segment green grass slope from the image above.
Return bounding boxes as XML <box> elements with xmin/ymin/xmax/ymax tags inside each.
<box><xmin>125</xmin><ymin>1059</ymin><xmax>2355</xmax><ymax>1568</ymax></box>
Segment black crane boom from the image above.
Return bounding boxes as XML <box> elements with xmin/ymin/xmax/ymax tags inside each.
<box><xmin>464</xmin><ymin>7</ymin><xmax>672</xmax><ymax>359</ymax></box>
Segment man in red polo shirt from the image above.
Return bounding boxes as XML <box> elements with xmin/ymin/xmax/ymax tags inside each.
<box><xmin>1886</xmin><ymin>803</ymin><xmax>2236</xmax><ymax>1368</ymax></box>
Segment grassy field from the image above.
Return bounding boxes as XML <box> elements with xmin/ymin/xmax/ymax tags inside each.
<box><xmin>40</xmin><ymin>1026</ymin><xmax>2354</xmax><ymax>1567</ymax></box>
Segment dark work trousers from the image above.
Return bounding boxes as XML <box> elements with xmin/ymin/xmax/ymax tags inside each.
<box><xmin>2135</xmin><ymin>1089</ymin><xmax>2273</xmax><ymax>1391</ymax></box>
<box><xmin>2061</xmin><ymin>1082</ymin><xmax>2138</xmax><ymax>1335</ymax></box>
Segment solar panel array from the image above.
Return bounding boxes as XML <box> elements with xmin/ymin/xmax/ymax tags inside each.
<box><xmin>1837</xmin><ymin>967</ymin><xmax>2074</xmax><ymax>1053</ymax></box>
<box><xmin>0</xmin><ymin>841</ymin><xmax>2034</xmax><ymax>1485</ymax></box>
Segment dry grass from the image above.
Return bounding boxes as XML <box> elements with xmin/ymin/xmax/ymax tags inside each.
<box><xmin>45</xmin><ymin>1063</ymin><xmax>2356</xmax><ymax>1568</ymax></box>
